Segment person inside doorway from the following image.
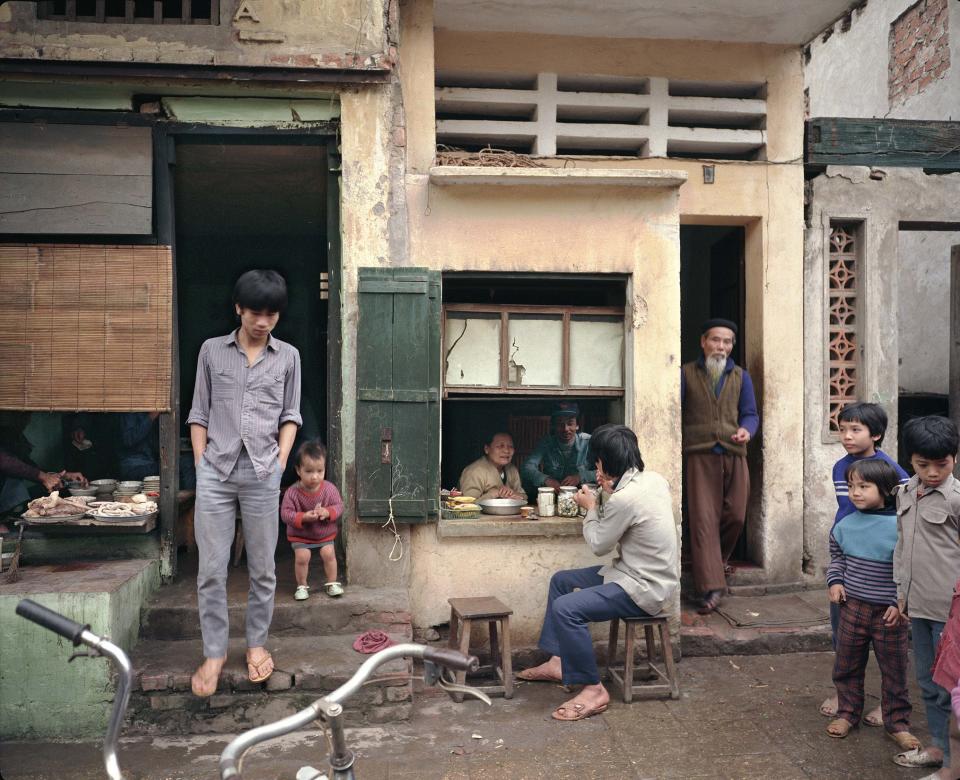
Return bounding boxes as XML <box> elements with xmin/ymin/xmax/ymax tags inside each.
<box><xmin>187</xmin><ymin>269</ymin><xmax>302</xmax><ymax>697</ymax></box>
<box><xmin>521</xmin><ymin>402</ymin><xmax>596</xmax><ymax>496</ymax></box>
<box><xmin>681</xmin><ymin>318</ymin><xmax>759</xmax><ymax>615</ymax></box>
<box><xmin>516</xmin><ymin>424</ymin><xmax>678</xmax><ymax>721</ymax></box>
<box><xmin>117</xmin><ymin>412</ymin><xmax>160</xmax><ymax>481</ymax></box>
<box><xmin>458</xmin><ymin>431</ymin><xmax>525</xmax><ymax>501</ymax></box>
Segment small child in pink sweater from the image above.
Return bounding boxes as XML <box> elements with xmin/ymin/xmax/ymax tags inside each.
<box><xmin>280</xmin><ymin>439</ymin><xmax>344</xmax><ymax>600</ymax></box>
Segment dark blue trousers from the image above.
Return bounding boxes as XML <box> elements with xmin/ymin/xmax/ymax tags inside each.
<box><xmin>537</xmin><ymin>565</ymin><xmax>649</xmax><ymax>686</ymax></box>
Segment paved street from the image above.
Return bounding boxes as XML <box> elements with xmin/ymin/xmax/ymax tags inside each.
<box><xmin>0</xmin><ymin>650</ymin><xmax>939</xmax><ymax>779</ymax></box>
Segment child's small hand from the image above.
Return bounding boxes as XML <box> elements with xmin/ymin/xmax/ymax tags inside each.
<box><xmin>829</xmin><ymin>584</ymin><xmax>846</xmax><ymax>604</ymax></box>
<box><xmin>315</xmin><ymin>506</ymin><xmax>330</xmax><ymax>521</ymax></box>
<box><xmin>302</xmin><ymin>508</ymin><xmax>318</xmax><ymax>522</ymax></box>
<box><xmin>882</xmin><ymin>605</ymin><xmax>902</xmax><ymax>627</ymax></box>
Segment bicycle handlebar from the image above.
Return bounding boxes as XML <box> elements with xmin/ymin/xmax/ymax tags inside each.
<box><xmin>16</xmin><ymin>598</ymin><xmax>90</xmax><ymax>645</ymax></box>
<box><xmin>422</xmin><ymin>646</ymin><xmax>480</xmax><ymax>672</ymax></box>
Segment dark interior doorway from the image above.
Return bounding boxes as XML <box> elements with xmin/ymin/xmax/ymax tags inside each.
<box><xmin>679</xmin><ymin>225</ymin><xmax>751</xmax><ymax>576</ymax></box>
<box><xmin>173</xmin><ymin>137</ymin><xmax>332</xmax><ymax>557</ymax></box>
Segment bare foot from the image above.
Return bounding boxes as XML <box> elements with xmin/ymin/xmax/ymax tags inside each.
<box><xmin>819</xmin><ymin>694</ymin><xmax>838</xmax><ymax>717</ymax></box>
<box><xmin>552</xmin><ymin>682</ymin><xmax>610</xmax><ymax>721</ymax></box>
<box><xmin>517</xmin><ymin>655</ymin><xmax>562</xmax><ymax>682</ymax></box>
<box><xmin>191</xmin><ymin>656</ymin><xmax>226</xmax><ymax>697</ymax></box>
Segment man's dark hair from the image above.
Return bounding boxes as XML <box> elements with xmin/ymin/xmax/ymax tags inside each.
<box><xmin>844</xmin><ymin>459</ymin><xmax>901</xmax><ymax>508</ymax></box>
<box><xmin>295</xmin><ymin>438</ymin><xmax>327</xmax><ymax>467</ymax></box>
<box><xmin>233</xmin><ymin>269</ymin><xmax>288</xmax><ymax>314</ymax></box>
<box><xmin>837</xmin><ymin>402</ymin><xmax>889</xmax><ymax>447</ymax></box>
<box><xmin>588</xmin><ymin>424</ymin><xmax>644</xmax><ymax>478</ymax></box>
<box><xmin>902</xmin><ymin>416</ymin><xmax>960</xmax><ymax>460</ymax></box>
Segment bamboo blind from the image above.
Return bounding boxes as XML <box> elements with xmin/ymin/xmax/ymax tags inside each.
<box><xmin>0</xmin><ymin>244</ymin><xmax>173</xmax><ymax>412</ymax></box>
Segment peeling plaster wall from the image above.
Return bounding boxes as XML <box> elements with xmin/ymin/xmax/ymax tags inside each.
<box><xmin>0</xmin><ymin>0</ymin><xmax>394</xmax><ymax>70</ymax></box>
<box><xmin>803</xmin><ymin>167</ymin><xmax>960</xmax><ymax>581</ymax></box>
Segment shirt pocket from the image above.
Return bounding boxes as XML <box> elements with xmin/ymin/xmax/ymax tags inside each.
<box><xmin>258</xmin><ymin>373</ymin><xmax>285</xmax><ymax>408</ymax></box>
<box><xmin>211</xmin><ymin>368</ymin><xmax>236</xmax><ymax>401</ymax></box>
<box><xmin>919</xmin><ymin>505</ymin><xmax>949</xmax><ymax>526</ymax></box>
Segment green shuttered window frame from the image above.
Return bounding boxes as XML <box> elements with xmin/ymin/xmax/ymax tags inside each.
<box><xmin>355</xmin><ymin>268</ymin><xmax>441</xmax><ymax>522</ymax></box>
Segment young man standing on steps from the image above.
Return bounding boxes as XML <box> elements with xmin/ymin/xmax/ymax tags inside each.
<box><xmin>187</xmin><ymin>269</ymin><xmax>302</xmax><ymax>696</ymax></box>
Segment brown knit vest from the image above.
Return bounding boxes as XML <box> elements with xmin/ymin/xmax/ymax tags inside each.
<box><xmin>682</xmin><ymin>361</ymin><xmax>747</xmax><ymax>457</ymax></box>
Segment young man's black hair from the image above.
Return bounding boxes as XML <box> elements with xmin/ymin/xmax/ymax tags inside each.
<box><xmin>845</xmin><ymin>458</ymin><xmax>901</xmax><ymax>508</ymax></box>
<box><xmin>902</xmin><ymin>415</ymin><xmax>960</xmax><ymax>460</ymax></box>
<box><xmin>588</xmin><ymin>423</ymin><xmax>644</xmax><ymax>478</ymax></box>
<box><xmin>837</xmin><ymin>402</ymin><xmax>889</xmax><ymax>447</ymax></box>
<box><xmin>233</xmin><ymin>269</ymin><xmax>288</xmax><ymax>314</ymax></box>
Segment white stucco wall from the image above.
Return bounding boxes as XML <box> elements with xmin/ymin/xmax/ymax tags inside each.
<box><xmin>805</xmin><ymin>0</ymin><xmax>960</xmax><ymax>120</ymax></box>
<box><xmin>898</xmin><ymin>231</ymin><xmax>960</xmax><ymax>395</ymax></box>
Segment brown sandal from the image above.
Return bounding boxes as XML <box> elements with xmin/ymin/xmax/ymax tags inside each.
<box><xmin>191</xmin><ymin>656</ymin><xmax>226</xmax><ymax>698</ymax></box>
<box><xmin>887</xmin><ymin>731</ymin><xmax>921</xmax><ymax>751</ymax></box>
<box><xmin>826</xmin><ymin>718</ymin><xmax>853</xmax><ymax>738</ymax></box>
<box><xmin>246</xmin><ymin>649</ymin><xmax>274</xmax><ymax>683</ymax></box>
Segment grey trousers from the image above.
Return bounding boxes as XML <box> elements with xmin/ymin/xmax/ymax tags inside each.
<box><xmin>195</xmin><ymin>450</ymin><xmax>282</xmax><ymax>658</ymax></box>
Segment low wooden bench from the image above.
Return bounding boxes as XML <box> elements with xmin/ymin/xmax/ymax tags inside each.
<box><xmin>605</xmin><ymin>615</ymin><xmax>679</xmax><ymax>702</ymax></box>
<box><xmin>448</xmin><ymin>596</ymin><xmax>514</xmax><ymax>701</ymax></box>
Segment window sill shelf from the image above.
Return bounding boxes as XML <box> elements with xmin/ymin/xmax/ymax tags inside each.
<box><xmin>437</xmin><ymin>515</ymin><xmax>583</xmax><ymax>539</ymax></box>
<box><xmin>429</xmin><ymin>166</ymin><xmax>687</xmax><ymax>188</ymax></box>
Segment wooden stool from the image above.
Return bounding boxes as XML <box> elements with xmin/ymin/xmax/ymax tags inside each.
<box><xmin>605</xmin><ymin>616</ymin><xmax>679</xmax><ymax>702</ymax></box>
<box><xmin>448</xmin><ymin>596</ymin><xmax>514</xmax><ymax>701</ymax></box>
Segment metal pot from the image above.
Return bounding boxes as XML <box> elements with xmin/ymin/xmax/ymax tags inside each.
<box><xmin>478</xmin><ymin>498</ymin><xmax>525</xmax><ymax>516</ymax></box>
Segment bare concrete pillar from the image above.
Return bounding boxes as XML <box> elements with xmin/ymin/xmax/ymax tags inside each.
<box><xmin>952</xmin><ymin>245</ymin><xmax>960</xmax><ymax>477</ymax></box>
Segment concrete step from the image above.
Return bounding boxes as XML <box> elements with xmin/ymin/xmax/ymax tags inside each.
<box><xmin>140</xmin><ymin>584</ymin><xmax>411</xmax><ymax>640</ymax></box>
<box><xmin>127</xmin><ymin>633</ymin><xmax>414</xmax><ymax>735</ymax></box>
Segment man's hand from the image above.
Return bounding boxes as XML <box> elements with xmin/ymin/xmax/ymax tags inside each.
<box><xmin>574</xmin><ymin>485</ymin><xmax>597</xmax><ymax>513</ymax></box>
<box><xmin>731</xmin><ymin>427</ymin><xmax>751</xmax><ymax>445</ymax></box>
<box><xmin>39</xmin><ymin>471</ymin><xmax>62</xmax><ymax>493</ymax></box>
<box><xmin>544</xmin><ymin>478</ymin><xmax>562</xmax><ymax>490</ymax></box>
<box><xmin>63</xmin><ymin>471</ymin><xmax>87</xmax><ymax>487</ymax></box>
<box><xmin>883</xmin><ymin>605</ymin><xmax>903</xmax><ymax>627</ymax></box>
<box><xmin>829</xmin><ymin>584</ymin><xmax>846</xmax><ymax>604</ymax></box>
<box><xmin>560</xmin><ymin>475</ymin><xmax>580</xmax><ymax>487</ymax></box>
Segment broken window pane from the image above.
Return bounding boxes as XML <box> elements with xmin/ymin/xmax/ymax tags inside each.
<box><xmin>444</xmin><ymin>313</ymin><xmax>501</xmax><ymax>386</ymax></box>
<box><xmin>507</xmin><ymin>315</ymin><xmax>562</xmax><ymax>386</ymax></box>
<box><xmin>570</xmin><ymin>316</ymin><xmax>623</xmax><ymax>387</ymax></box>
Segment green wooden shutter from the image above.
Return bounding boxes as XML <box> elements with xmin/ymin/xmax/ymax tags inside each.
<box><xmin>356</xmin><ymin>267</ymin><xmax>441</xmax><ymax>522</ymax></box>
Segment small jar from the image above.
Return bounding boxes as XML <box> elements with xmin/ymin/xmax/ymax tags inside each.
<box><xmin>537</xmin><ymin>486</ymin><xmax>556</xmax><ymax>517</ymax></box>
<box><xmin>557</xmin><ymin>486</ymin><xmax>579</xmax><ymax>517</ymax></box>
<box><xmin>579</xmin><ymin>483</ymin><xmax>599</xmax><ymax>517</ymax></box>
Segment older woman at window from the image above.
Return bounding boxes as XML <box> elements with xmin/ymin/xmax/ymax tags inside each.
<box><xmin>517</xmin><ymin>424</ymin><xmax>679</xmax><ymax>721</ymax></box>
<box><xmin>458</xmin><ymin>431</ymin><xmax>525</xmax><ymax>501</ymax></box>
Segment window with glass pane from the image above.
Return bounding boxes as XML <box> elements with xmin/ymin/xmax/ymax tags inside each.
<box><xmin>570</xmin><ymin>316</ymin><xmax>623</xmax><ymax>387</ymax></box>
<box><xmin>444</xmin><ymin>312</ymin><xmax>501</xmax><ymax>386</ymax></box>
<box><xmin>507</xmin><ymin>314</ymin><xmax>563</xmax><ymax>386</ymax></box>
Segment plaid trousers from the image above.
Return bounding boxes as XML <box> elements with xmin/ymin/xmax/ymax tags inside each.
<box><xmin>833</xmin><ymin>596</ymin><xmax>911</xmax><ymax>731</ymax></box>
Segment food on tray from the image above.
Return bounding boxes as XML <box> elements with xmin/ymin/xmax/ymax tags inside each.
<box><xmin>131</xmin><ymin>493</ymin><xmax>148</xmax><ymax>504</ymax></box>
<box><xmin>88</xmin><ymin>500</ymin><xmax>157</xmax><ymax>518</ymax></box>
<box><xmin>23</xmin><ymin>491</ymin><xmax>90</xmax><ymax>518</ymax></box>
<box><xmin>449</xmin><ymin>495</ymin><xmax>475</xmax><ymax>504</ymax></box>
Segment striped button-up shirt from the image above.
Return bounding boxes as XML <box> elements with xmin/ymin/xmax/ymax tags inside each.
<box><xmin>187</xmin><ymin>330</ymin><xmax>302</xmax><ymax>481</ymax></box>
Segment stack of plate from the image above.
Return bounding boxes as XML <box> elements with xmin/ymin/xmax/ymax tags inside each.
<box><xmin>142</xmin><ymin>476</ymin><xmax>160</xmax><ymax>496</ymax></box>
<box><xmin>114</xmin><ymin>481</ymin><xmax>142</xmax><ymax>501</ymax></box>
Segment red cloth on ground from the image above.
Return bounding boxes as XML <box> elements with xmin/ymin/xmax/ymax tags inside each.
<box><xmin>352</xmin><ymin>630</ymin><xmax>394</xmax><ymax>654</ymax></box>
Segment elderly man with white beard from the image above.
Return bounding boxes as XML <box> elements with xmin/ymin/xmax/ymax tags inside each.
<box><xmin>680</xmin><ymin>318</ymin><xmax>759</xmax><ymax>615</ymax></box>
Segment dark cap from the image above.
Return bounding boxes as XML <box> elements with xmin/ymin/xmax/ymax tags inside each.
<box><xmin>551</xmin><ymin>402</ymin><xmax>580</xmax><ymax>420</ymax></box>
<box><xmin>701</xmin><ymin>318</ymin><xmax>738</xmax><ymax>336</ymax></box>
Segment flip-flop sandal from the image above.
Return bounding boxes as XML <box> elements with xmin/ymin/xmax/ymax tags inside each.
<box><xmin>551</xmin><ymin>701</ymin><xmax>608</xmax><ymax>721</ymax></box>
<box><xmin>517</xmin><ymin>668</ymin><xmax>562</xmax><ymax>682</ymax></box>
<box><xmin>819</xmin><ymin>697</ymin><xmax>838</xmax><ymax>717</ymax></box>
<box><xmin>190</xmin><ymin>657</ymin><xmax>225</xmax><ymax>698</ymax></box>
<box><xmin>887</xmin><ymin>731</ymin><xmax>921</xmax><ymax>751</ymax></box>
<box><xmin>697</xmin><ymin>591</ymin><xmax>723</xmax><ymax>615</ymax></box>
<box><xmin>892</xmin><ymin>748</ymin><xmax>942</xmax><ymax>768</ymax></box>
<box><xmin>247</xmin><ymin>651</ymin><xmax>274</xmax><ymax>684</ymax></box>
<box><xmin>826</xmin><ymin>718</ymin><xmax>853</xmax><ymax>738</ymax></box>
<box><xmin>864</xmin><ymin>708</ymin><xmax>884</xmax><ymax>727</ymax></box>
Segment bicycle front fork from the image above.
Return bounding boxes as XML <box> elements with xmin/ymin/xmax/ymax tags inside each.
<box><xmin>295</xmin><ymin>700</ymin><xmax>355</xmax><ymax>780</ymax></box>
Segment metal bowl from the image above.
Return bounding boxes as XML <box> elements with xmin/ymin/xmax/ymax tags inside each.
<box><xmin>68</xmin><ymin>487</ymin><xmax>98</xmax><ymax>497</ymax></box>
<box><xmin>478</xmin><ymin>498</ymin><xmax>525</xmax><ymax>516</ymax></box>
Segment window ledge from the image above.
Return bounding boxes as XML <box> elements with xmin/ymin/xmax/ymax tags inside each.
<box><xmin>437</xmin><ymin>515</ymin><xmax>584</xmax><ymax>539</ymax></box>
<box><xmin>429</xmin><ymin>166</ymin><xmax>687</xmax><ymax>188</ymax></box>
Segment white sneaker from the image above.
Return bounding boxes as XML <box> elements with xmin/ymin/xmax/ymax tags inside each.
<box><xmin>324</xmin><ymin>582</ymin><xmax>344</xmax><ymax>597</ymax></box>
<box><xmin>294</xmin><ymin>585</ymin><xmax>310</xmax><ymax>601</ymax></box>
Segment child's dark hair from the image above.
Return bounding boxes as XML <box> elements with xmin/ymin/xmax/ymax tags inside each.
<box><xmin>837</xmin><ymin>402</ymin><xmax>888</xmax><ymax>447</ymax></box>
<box><xmin>588</xmin><ymin>424</ymin><xmax>644</xmax><ymax>477</ymax></box>
<box><xmin>295</xmin><ymin>438</ymin><xmax>327</xmax><ymax>467</ymax></box>
<box><xmin>845</xmin><ymin>459</ymin><xmax>900</xmax><ymax>508</ymax></box>
<box><xmin>902</xmin><ymin>416</ymin><xmax>960</xmax><ymax>460</ymax></box>
<box><xmin>233</xmin><ymin>269</ymin><xmax>288</xmax><ymax>314</ymax></box>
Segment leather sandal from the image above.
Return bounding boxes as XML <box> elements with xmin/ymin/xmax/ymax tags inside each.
<box><xmin>826</xmin><ymin>718</ymin><xmax>853</xmax><ymax>738</ymax></box>
<box><xmin>697</xmin><ymin>590</ymin><xmax>723</xmax><ymax>615</ymax></box>
<box><xmin>246</xmin><ymin>649</ymin><xmax>274</xmax><ymax>684</ymax></box>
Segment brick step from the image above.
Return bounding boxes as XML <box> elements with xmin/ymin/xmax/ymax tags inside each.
<box><xmin>140</xmin><ymin>585</ymin><xmax>411</xmax><ymax>640</ymax></box>
<box><xmin>127</xmin><ymin>634</ymin><xmax>414</xmax><ymax>735</ymax></box>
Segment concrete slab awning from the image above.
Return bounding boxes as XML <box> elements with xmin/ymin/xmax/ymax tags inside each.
<box><xmin>429</xmin><ymin>166</ymin><xmax>688</xmax><ymax>187</ymax></box>
<box><xmin>434</xmin><ymin>0</ymin><xmax>860</xmax><ymax>45</ymax></box>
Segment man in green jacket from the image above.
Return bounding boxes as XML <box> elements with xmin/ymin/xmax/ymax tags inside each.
<box><xmin>522</xmin><ymin>402</ymin><xmax>597</xmax><ymax>496</ymax></box>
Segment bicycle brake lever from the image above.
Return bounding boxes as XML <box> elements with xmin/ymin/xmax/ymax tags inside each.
<box><xmin>437</xmin><ymin>675</ymin><xmax>493</xmax><ymax>706</ymax></box>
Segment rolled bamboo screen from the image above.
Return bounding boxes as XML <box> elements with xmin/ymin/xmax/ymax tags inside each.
<box><xmin>0</xmin><ymin>244</ymin><xmax>173</xmax><ymax>411</ymax></box>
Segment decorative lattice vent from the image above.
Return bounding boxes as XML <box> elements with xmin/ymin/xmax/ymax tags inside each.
<box><xmin>827</xmin><ymin>224</ymin><xmax>860</xmax><ymax>433</ymax></box>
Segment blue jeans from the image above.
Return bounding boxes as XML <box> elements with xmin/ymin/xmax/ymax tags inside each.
<box><xmin>912</xmin><ymin>617</ymin><xmax>951</xmax><ymax>760</ymax></box>
<box><xmin>537</xmin><ymin>566</ymin><xmax>649</xmax><ymax>686</ymax></box>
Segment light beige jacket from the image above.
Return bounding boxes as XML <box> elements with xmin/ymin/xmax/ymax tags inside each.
<box><xmin>458</xmin><ymin>457</ymin><xmax>524</xmax><ymax>501</ymax></box>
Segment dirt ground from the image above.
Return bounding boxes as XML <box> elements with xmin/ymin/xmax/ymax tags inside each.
<box><xmin>0</xmin><ymin>651</ymin><xmax>941</xmax><ymax>779</ymax></box>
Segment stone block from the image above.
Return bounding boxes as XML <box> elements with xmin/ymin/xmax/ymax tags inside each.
<box><xmin>150</xmin><ymin>694</ymin><xmax>195</xmax><ymax>711</ymax></box>
<box><xmin>265</xmin><ymin>671</ymin><xmax>293</xmax><ymax>692</ymax></box>
<box><xmin>208</xmin><ymin>694</ymin><xmax>234</xmax><ymax>709</ymax></box>
<box><xmin>139</xmin><ymin>673</ymin><xmax>170</xmax><ymax>692</ymax></box>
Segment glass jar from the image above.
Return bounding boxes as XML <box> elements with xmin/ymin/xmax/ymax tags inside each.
<box><xmin>579</xmin><ymin>483</ymin><xmax>599</xmax><ymax>517</ymax></box>
<box><xmin>557</xmin><ymin>486</ymin><xmax>579</xmax><ymax>517</ymax></box>
<box><xmin>537</xmin><ymin>486</ymin><xmax>556</xmax><ymax>517</ymax></box>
